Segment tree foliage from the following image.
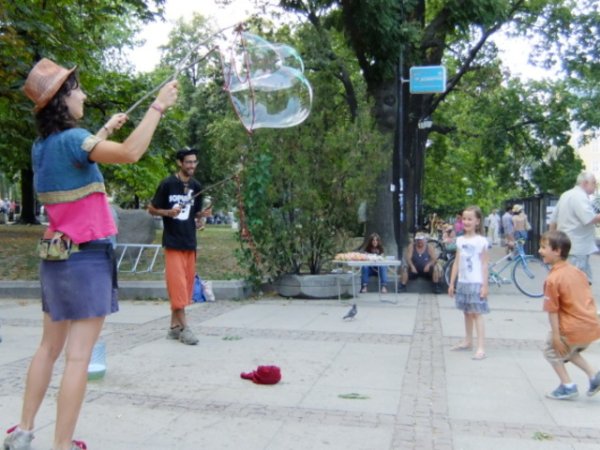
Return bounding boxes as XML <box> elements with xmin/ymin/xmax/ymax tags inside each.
<box><xmin>272</xmin><ymin>0</ymin><xmax>598</xmax><ymax>248</ymax></box>
<box><xmin>159</xmin><ymin>16</ymin><xmax>388</xmax><ymax>276</ymax></box>
<box><xmin>1</xmin><ymin>0</ymin><xmax>598</xmax><ymax>278</ymax></box>
<box><xmin>0</xmin><ymin>0</ymin><xmax>167</xmax><ymax>220</ymax></box>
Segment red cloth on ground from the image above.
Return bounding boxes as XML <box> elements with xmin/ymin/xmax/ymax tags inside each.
<box><xmin>240</xmin><ymin>365</ymin><xmax>281</xmax><ymax>384</ymax></box>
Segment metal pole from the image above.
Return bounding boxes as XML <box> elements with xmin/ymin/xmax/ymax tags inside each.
<box><xmin>393</xmin><ymin>29</ymin><xmax>406</xmax><ymax>260</ymax></box>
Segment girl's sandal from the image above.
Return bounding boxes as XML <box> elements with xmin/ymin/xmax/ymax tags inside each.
<box><xmin>472</xmin><ymin>351</ymin><xmax>487</xmax><ymax>360</ymax></box>
<box><xmin>450</xmin><ymin>343</ymin><xmax>472</xmax><ymax>351</ymax></box>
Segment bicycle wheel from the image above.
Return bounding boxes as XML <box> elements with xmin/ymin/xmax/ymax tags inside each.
<box><xmin>511</xmin><ymin>256</ymin><xmax>548</xmax><ymax>298</ymax></box>
<box><xmin>444</xmin><ymin>255</ymin><xmax>455</xmax><ymax>287</ymax></box>
<box><xmin>427</xmin><ymin>238</ymin><xmax>445</xmax><ymax>261</ymax></box>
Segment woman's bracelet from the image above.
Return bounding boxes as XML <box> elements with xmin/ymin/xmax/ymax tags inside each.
<box><xmin>150</xmin><ymin>102</ymin><xmax>164</xmax><ymax>116</ymax></box>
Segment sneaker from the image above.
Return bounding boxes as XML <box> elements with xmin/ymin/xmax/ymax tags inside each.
<box><xmin>166</xmin><ymin>326</ymin><xmax>181</xmax><ymax>340</ymax></box>
<box><xmin>546</xmin><ymin>384</ymin><xmax>578</xmax><ymax>400</ymax></box>
<box><xmin>433</xmin><ymin>283</ymin><xmax>443</xmax><ymax>294</ymax></box>
<box><xmin>398</xmin><ymin>284</ymin><xmax>406</xmax><ymax>292</ymax></box>
<box><xmin>587</xmin><ymin>372</ymin><xmax>600</xmax><ymax>397</ymax></box>
<box><xmin>4</xmin><ymin>425</ymin><xmax>34</xmax><ymax>450</ymax></box>
<box><xmin>179</xmin><ymin>327</ymin><xmax>199</xmax><ymax>345</ymax></box>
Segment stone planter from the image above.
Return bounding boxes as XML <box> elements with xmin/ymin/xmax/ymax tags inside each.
<box><xmin>274</xmin><ymin>273</ymin><xmax>357</xmax><ymax>299</ymax></box>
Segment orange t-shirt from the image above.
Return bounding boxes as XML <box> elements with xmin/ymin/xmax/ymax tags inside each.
<box><xmin>543</xmin><ymin>260</ymin><xmax>600</xmax><ymax>344</ymax></box>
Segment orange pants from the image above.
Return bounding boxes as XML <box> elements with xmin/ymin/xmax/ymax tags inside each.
<box><xmin>164</xmin><ymin>249</ymin><xmax>196</xmax><ymax>311</ymax></box>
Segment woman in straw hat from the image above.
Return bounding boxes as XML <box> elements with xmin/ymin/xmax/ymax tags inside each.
<box><xmin>3</xmin><ymin>58</ymin><xmax>178</xmax><ymax>450</ymax></box>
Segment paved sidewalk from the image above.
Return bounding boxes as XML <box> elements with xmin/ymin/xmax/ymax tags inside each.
<box><xmin>1</xmin><ymin>247</ymin><xmax>600</xmax><ymax>449</ymax></box>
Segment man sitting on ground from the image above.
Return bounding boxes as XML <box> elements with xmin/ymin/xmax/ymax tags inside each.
<box><xmin>400</xmin><ymin>233</ymin><xmax>444</xmax><ymax>294</ymax></box>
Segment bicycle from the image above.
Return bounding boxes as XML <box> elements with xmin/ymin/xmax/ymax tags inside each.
<box><xmin>443</xmin><ymin>239</ymin><xmax>548</xmax><ymax>298</ymax></box>
<box><xmin>427</xmin><ymin>237</ymin><xmax>456</xmax><ymax>264</ymax></box>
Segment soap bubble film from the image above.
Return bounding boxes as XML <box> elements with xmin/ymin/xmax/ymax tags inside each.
<box><xmin>221</xmin><ymin>31</ymin><xmax>313</xmax><ymax>132</ymax></box>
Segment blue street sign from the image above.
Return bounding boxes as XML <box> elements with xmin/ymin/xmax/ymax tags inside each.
<box><xmin>409</xmin><ymin>66</ymin><xmax>447</xmax><ymax>94</ymax></box>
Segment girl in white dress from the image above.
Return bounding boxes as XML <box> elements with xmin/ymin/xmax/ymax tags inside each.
<box><xmin>448</xmin><ymin>205</ymin><xmax>490</xmax><ymax>360</ymax></box>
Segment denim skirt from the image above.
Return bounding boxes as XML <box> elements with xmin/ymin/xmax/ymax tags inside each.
<box><xmin>40</xmin><ymin>241</ymin><xmax>119</xmax><ymax>321</ymax></box>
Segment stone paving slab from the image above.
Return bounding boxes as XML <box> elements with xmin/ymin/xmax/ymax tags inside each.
<box><xmin>2</xmin><ymin>248</ymin><xmax>600</xmax><ymax>449</ymax></box>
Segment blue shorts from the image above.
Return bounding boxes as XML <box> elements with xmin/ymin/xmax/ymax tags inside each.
<box><xmin>41</xmin><ymin>241</ymin><xmax>119</xmax><ymax>321</ymax></box>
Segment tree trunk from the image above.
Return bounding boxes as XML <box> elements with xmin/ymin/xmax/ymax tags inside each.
<box><xmin>365</xmin><ymin>81</ymin><xmax>399</xmax><ymax>256</ymax></box>
<box><xmin>367</xmin><ymin>80</ymin><xmax>431</xmax><ymax>258</ymax></box>
<box><xmin>18</xmin><ymin>167</ymin><xmax>39</xmax><ymax>224</ymax></box>
<box><xmin>365</xmin><ymin>163</ymin><xmax>397</xmax><ymax>256</ymax></box>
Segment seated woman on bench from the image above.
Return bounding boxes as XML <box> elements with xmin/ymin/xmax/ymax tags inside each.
<box><xmin>360</xmin><ymin>233</ymin><xmax>388</xmax><ymax>294</ymax></box>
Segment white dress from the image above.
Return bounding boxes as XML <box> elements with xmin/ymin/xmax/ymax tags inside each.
<box><xmin>454</xmin><ymin>234</ymin><xmax>490</xmax><ymax>314</ymax></box>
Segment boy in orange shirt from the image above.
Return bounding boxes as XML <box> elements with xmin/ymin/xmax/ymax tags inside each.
<box><xmin>539</xmin><ymin>230</ymin><xmax>600</xmax><ymax>400</ymax></box>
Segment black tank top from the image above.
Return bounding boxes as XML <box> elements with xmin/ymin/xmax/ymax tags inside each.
<box><xmin>411</xmin><ymin>245</ymin><xmax>431</xmax><ymax>272</ymax></box>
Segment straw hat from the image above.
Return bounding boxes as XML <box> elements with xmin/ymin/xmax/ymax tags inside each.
<box><xmin>512</xmin><ymin>204</ymin><xmax>523</xmax><ymax>213</ymax></box>
<box><xmin>23</xmin><ymin>58</ymin><xmax>77</xmax><ymax>112</ymax></box>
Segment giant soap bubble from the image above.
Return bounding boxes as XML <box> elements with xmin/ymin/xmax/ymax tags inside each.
<box><xmin>221</xmin><ymin>31</ymin><xmax>313</xmax><ymax>133</ymax></box>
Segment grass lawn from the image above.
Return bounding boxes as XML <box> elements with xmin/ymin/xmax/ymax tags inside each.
<box><xmin>0</xmin><ymin>224</ymin><xmax>245</xmax><ymax>281</ymax></box>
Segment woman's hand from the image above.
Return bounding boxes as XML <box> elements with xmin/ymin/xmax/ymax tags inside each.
<box><xmin>105</xmin><ymin>113</ymin><xmax>128</xmax><ymax>134</ymax></box>
<box><xmin>154</xmin><ymin>80</ymin><xmax>179</xmax><ymax>111</ymax></box>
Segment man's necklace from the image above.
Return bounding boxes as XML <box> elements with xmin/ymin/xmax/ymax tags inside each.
<box><xmin>176</xmin><ymin>173</ymin><xmax>189</xmax><ymax>194</ymax></box>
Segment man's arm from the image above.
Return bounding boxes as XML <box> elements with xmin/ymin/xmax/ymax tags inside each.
<box><xmin>427</xmin><ymin>243</ymin><xmax>438</xmax><ymax>264</ymax></box>
<box><xmin>548</xmin><ymin>201</ymin><xmax>559</xmax><ymax>231</ymax></box>
<box><xmin>195</xmin><ymin>207</ymin><xmax>213</xmax><ymax>219</ymax></box>
<box><xmin>425</xmin><ymin>243</ymin><xmax>438</xmax><ymax>272</ymax></box>
<box><xmin>148</xmin><ymin>202</ymin><xmax>181</xmax><ymax>218</ymax></box>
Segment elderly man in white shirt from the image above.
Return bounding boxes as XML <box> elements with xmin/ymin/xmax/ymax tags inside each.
<box><xmin>549</xmin><ymin>171</ymin><xmax>600</xmax><ymax>281</ymax></box>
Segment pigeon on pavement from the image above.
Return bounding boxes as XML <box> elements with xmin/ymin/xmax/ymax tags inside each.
<box><xmin>343</xmin><ymin>304</ymin><xmax>357</xmax><ymax>320</ymax></box>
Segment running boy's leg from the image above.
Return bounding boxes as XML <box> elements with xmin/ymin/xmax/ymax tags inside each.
<box><xmin>568</xmin><ymin>351</ymin><xmax>597</xmax><ymax>379</ymax></box>
<box><xmin>569</xmin><ymin>351</ymin><xmax>600</xmax><ymax>395</ymax></box>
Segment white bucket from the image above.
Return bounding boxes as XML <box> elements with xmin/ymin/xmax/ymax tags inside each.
<box><xmin>88</xmin><ymin>340</ymin><xmax>106</xmax><ymax>380</ymax></box>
